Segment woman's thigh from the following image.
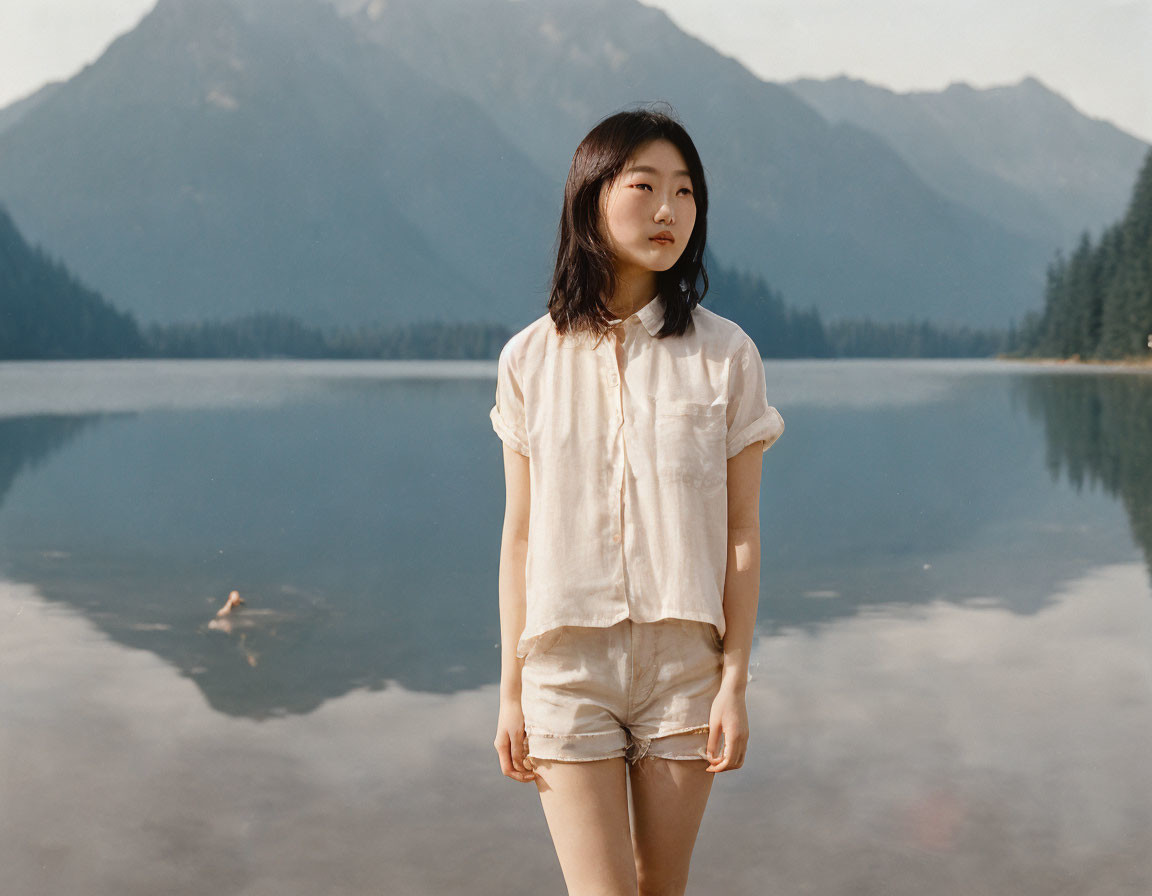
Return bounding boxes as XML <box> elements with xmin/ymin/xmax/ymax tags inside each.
<box><xmin>532</xmin><ymin>756</ymin><xmax>637</xmax><ymax>896</ymax></box>
<box><xmin>629</xmin><ymin>756</ymin><xmax>715</xmax><ymax>894</ymax></box>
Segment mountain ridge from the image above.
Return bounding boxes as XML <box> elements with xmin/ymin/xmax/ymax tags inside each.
<box><xmin>0</xmin><ymin>0</ymin><xmax>1142</xmax><ymax>329</ymax></box>
<box><xmin>785</xmin><ymin>71</ymin><xmax>1147</xmax><ymax>250</ymax></box>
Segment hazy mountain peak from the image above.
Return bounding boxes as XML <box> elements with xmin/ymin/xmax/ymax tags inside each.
<box><xmin>1016</xmin><ymin>74</ymin><xmax>1058</xmax><ymax>95</ymax></box>
<box><xmin>784</xmin><ymin>72</ymin><xmax>1148</xmax><ymax>252</ymax></box>
<box><xmin>0</xmin><ymin>0</ymin><xmax>1143</xmax><ymax>332</ymax></box>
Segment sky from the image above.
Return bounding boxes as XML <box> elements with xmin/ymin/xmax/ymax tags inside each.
<box><xmin>1</xmin><ymin>0</ymin><xmax>1149</xmax><ymax>142</ymax></box>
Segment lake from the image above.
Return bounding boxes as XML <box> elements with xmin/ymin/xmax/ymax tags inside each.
<box><xmin>1</xmin><ymin>357</ymin><xmax>1149</xmax><ymax>895</ymax></box>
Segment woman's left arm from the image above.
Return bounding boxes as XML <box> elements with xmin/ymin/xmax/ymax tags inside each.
<box><xmin>705</xmin><ymin>440</ymin><xmax>765</xmax><ymax>772</ymax></box>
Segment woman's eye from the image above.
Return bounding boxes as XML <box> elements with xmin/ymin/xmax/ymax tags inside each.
<box><xmin>630</xmin><ymin>183</ymin><xmax>691</xmax><ymax>195</ymax></box>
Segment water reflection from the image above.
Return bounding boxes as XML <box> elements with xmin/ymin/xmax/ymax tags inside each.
<box><xmin>0</xmin><ymin>359</ymin><xmax>1148</xmax><ymax>718</ymax></box>
<box><xmin>2</xmin><ymin>560</ymin><xmax>1147</xmax><ymax>894</ymax></box>
<box><xmin>0</xmin><ymin>393</ymin><xmax>497</xmax><ymax>710</ymax></box>
<box><xmin>1015</xmin><ymin>371</ymin><xmax>1152</xmax><ymax>579</ymax></box>
<box><xmin>0</xmin><ymin>414</ymin><xmax>98</xmax><ymax>506</ymax></box>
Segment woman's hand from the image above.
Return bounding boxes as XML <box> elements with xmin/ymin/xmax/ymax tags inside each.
<box><xmin>494</xmin><ymin>698</ymin><xmax>538</xmax><ymax>782</ymax></box>
<box><xmin>704</xmin><ymin>684</ymin><xmax>749</xmax><ymax>772</ymax></box>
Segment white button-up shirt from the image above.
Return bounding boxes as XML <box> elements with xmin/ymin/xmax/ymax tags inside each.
<box><xmin>490</xmin><ymin>292</ymin><xmax>784</xmax><ymax>658</ymax></box>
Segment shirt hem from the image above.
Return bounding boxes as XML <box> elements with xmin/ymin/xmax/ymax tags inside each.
<box><xmin>517</xmin><ymin>610</ymin><xmax>726</xmax><ymax>657</ymax></box>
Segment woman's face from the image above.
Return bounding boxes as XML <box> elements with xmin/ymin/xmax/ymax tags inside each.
<box><xmin>599</xmin><ymin>138</ymin><xmax>697</xmax><ymax>278</ymax></box>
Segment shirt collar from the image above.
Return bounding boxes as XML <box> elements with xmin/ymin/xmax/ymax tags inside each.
<box><xmin>607</xmin><ymin>292</ymin><xmax>665</xmax><ymax>337</ymax></box>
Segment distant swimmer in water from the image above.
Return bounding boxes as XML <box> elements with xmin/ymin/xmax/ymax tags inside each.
<box><xmin>207</xmin><ymin>590</ymin><xmax>258</xmax><ymax>664</ymax></box>
<box><xmin>216</xmin><ymin>590</ymin><xmax>245</xmax><ymax>617</ymax></box>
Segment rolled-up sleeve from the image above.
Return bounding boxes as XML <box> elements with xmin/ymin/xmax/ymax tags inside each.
<box><xmin>725</xmin><ymin>335</ymin><xmax>784</xmax><ymax>458</ymax></box>
<box><xmin>490</xmin><ymin>342</ymin><xmax>530</xmax><ymax>457</ymax></box>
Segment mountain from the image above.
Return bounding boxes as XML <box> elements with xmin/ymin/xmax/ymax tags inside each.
<box><xmin>0</xmin><ymin>0</ymin><xmax>1138</xmax><ymax>329</ymax></box>
<box><xmin>0</xmin><ymin>0</ymin><xmax>557</xmax><ymax>328</ymax></box>
<box><xmin>0</xmin><ymin>81</ymin><xmax>64</xmax><ymax>134</ymax></box>
<box><xmin>785</xmin><ymin>74</ymin><xmax>1149</xmax><ymax>252</ymax></box>
<box><xmin>0</xmin><ymin>203</ymin><xmax>147</xmax><ymax>359</ymax></box>
<box><xmin>322</xmin><ymin>0</ymin><xmax>1051</xmax><ymax>327</ymax></box>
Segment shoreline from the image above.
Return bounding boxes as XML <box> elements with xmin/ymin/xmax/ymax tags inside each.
<box><xmin>995</xmin><ymin>354</ymin><xmax>1152</xmax><ymax>370</ymax></box>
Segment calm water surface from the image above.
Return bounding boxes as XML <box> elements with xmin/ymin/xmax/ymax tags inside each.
<box><xmin>1</xmin><ymin>358</ymin><xmax>1149</xmax><ymax>894</ymax></box>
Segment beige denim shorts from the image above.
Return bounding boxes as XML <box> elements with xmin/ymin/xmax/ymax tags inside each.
<box><xmin>521</xmin><ymin>616</ymin><xmax>724</xmax><ymax>765</ymax></box>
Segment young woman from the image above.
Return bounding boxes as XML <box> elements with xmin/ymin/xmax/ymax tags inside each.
<box><xmin>490</xmin><ymin>104</ymin><xmax>784</xmax><ymax>895</ymax></box>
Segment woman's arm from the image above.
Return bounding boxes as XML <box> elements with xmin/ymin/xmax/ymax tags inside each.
<box><xmin>705</xmin><ymin>440</ymin><xmax>764</xmax><ymax>772</ymax></box>
<box><xmin>497</xmin><ymin>444</ymin><xmax>532</xmax><ymax>696</ymax></box>
<box><xmin>720</xmin><ymin>440</ymin><xmax>764</xmax><ymax>694</ymax></box>
<box><xmin>493</xmin><ymin>443</ymin><xmax>536</xmax><ymax>782</ymax></box>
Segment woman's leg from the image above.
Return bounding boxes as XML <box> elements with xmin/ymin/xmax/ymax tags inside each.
<box><xmin>532</xmin><ymin>756</ymin><xmax>637</xmax><ymax>895</ymax></box>
<box><xmin>628</xmin><ymin>756</ymin><xmax>715</xmax><ymax>896</ymax></box>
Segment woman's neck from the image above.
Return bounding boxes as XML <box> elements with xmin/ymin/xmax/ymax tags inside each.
<box><xmin>606</xmin><ymin>272</ymin><xmax>658</xmax><ymax>320</ymax></box>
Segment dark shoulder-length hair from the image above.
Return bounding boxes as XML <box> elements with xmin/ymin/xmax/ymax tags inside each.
<box><xmin>547</xmin><ymin>102</ymin><xmax>709</xmax><ymax>340</ymax></box>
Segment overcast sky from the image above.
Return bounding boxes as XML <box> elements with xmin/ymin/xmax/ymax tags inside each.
<box><xmin>1</xmin><ymin>0</ymin><xmax>1149</xmax><ymax>142</ymax></box>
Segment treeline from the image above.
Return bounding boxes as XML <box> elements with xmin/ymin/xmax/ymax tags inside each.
<box><xmin>142</xmin><ymin>313</ymin><xmax>512</xmax><ymax>360</ymax></box>
<box><xmin>1006</xmin><ymin>146</ymin><xmax>1152</xmax><ymax>361</ymax></box>
<box><xmin>139</xmin><ymin>306</ymin><xmax>1005</xmax><ymax>360</ymax></box>
<box><xmin>2</xmin><ymin>199</ymin><xmax>1013</xmax><ymax>361</ymax></box>
<box><xmin>702</xmin><ymin>259</ymin><xmax>1006</xmax><ymax>358</ymax></box>
<box><xmin>0</xmin><ymin>204</ymin><xmax>147</xmax><ymax>359</ymax></box>
<box><xmin>823</xmin><ymin>318</ymin><xmax>1005</xmax><ymax>357</ymax></box>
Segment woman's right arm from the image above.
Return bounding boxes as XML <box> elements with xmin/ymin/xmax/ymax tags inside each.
<box><xmin>493</xmin><ymin>443</ymin><xmax>535</xmax><ymax>781</ymax></box>
<box><xmin>497</xmin><ymin>444</ymin><xmax>531</xmax><ymax>695</ymax></box>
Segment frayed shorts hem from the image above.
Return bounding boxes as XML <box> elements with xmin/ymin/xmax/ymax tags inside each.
<box><xmin>527</xmin><ymin>723</ymin><xmax>712</xmax><ymax>766</ymax></box>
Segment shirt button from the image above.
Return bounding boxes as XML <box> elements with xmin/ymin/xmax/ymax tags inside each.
<box><xmin>611</xmin><ymin>533</ymin><xmax>621</xmax><ymax>543</ymax></box>
<box><xmin>609</xmin><ymin>375</ymin><xmax>618</xmax><ymax>385</ymax></box>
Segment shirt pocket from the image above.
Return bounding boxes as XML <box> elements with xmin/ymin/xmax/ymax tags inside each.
<box><xmin>652</xmin><ymin>397</ymin><xmax>727</xmax><ymax>490</ymax></box>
